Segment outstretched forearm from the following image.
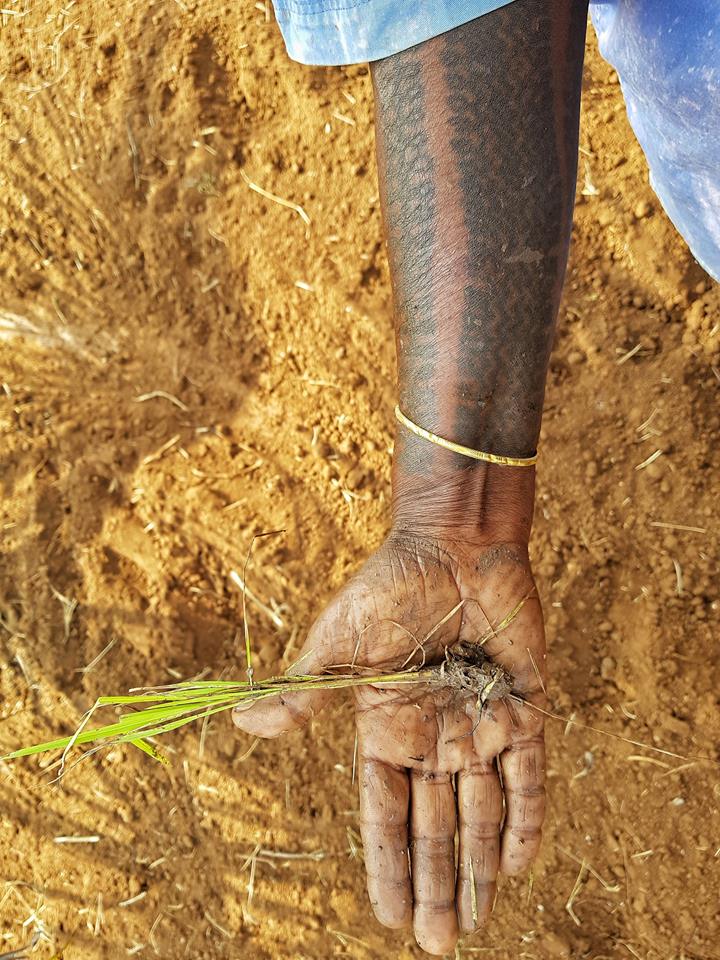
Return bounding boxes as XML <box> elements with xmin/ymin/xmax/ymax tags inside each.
<box><xmin>371</xmin><ymin>0</ymin><xmax>588</xmax><ymax>542</ymax></box>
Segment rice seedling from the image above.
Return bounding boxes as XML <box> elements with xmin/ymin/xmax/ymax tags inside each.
<box><xmin>2</xmin><ymin>592</ymin><xmax>714</xmax><ymax>772</ymax></box>
<box><xmin>1</xmin><ymin>645</ymin><xmax>513</xmax><ymax>770</ymax></box>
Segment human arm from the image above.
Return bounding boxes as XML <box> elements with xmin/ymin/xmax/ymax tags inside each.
<box><xmin>234</xmin><ymin>1</ymin><xmax>588</xmax><ymax>953</ymax></box>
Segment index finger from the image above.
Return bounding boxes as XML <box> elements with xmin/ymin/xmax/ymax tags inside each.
<box><xmin>358</xmin><ymin>758</ymin><xmax>412</xmax><ymax>929</ymax></box>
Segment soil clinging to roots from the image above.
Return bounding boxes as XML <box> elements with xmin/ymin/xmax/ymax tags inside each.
<box><xmin>429</xmin><ymin>643</ymin><xmax>515</xmax><ymax>702</ymax></box>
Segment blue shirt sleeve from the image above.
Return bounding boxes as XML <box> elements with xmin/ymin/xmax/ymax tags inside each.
<box><xmin>273</xmin><ymin>0</ymin><xmax>519</xmax><ymax>65</ymax></box>
<box><xmin>592</xmin><ymin>0</ymin><xmax>720</xmax><ymax>279</ymax></box>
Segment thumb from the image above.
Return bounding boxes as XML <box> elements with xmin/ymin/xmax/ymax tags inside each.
<box><xmin>232</xmin><ymin>619</ymin><xmax>340</xmax><ymax>739</ymax></box>
<box><xmin>232</xmin><ymin>683</ymin><xmax>332</xmax><ymax>739</ymax></box>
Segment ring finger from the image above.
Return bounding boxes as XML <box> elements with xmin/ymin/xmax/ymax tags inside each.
<box><xmin>456</xmin><ymin>761</ymin><xmax>503</xmax><ymax>931</ymax></box>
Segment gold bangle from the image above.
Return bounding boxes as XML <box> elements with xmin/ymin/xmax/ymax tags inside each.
<box><xmin>394</xmin><ymin>405</ymin><xmax>538</xmax><ymax>468</ymax></box>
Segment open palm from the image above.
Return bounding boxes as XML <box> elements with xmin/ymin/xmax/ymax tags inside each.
<box><xmin>234</xmin><ymin>532</ymin><xmax>546</xmax><ymax>956</ymax></box>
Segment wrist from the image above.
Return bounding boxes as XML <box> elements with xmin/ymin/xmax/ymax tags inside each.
<box><xmin>391</xmin><ymin>431</ymin><xmax>535</xmax><ymax>547</ymax></box>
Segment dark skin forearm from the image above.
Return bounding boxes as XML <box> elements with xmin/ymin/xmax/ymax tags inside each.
<box><xmin>237</xmin><ymin>7</ymin><xmax>590</xmax><ymax>954</ymax></box>
<box><xmin>371</xmin><ymin>0</ymin><xmax>589</xmax><ymax>544</ymax></box>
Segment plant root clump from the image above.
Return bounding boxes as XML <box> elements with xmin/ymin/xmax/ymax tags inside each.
<box><xmin>429</xmin><ymin>642</ymin><xmax>515</xmax><ymax>701</ymax></box>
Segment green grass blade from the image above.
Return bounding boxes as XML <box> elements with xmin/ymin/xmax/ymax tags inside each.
<box><xmin>115</xmin><ymin>701</ymin><xmax>239</xmax><ymax>743</ymax></box>
<box><xmin>129</xmin><ymin>738</ymin><xmax>170</xmax><ymax>765</ymax></box>
<box><xmin>2</xmin><ymin>699</ymin><xmax>230</xmax><ymax>759</ymax></box>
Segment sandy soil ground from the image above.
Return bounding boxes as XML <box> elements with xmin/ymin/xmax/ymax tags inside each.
<box><xmin>1</xmin><ymin>3</ymin><xmax>719</xmax><ymax>958</ymax></box>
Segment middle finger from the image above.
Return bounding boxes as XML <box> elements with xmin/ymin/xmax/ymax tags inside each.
<box><xmin>410</xmin><ymin>769</ymin><xmax>459</xmax><ymax>955</ymax></box>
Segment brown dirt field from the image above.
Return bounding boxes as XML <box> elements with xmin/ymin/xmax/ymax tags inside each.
<box><xmin>1</xmin><ymin>4</ymin><xmax>719</xmax><ymax>959</ymax></box>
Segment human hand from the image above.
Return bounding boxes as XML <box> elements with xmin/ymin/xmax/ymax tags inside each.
<box><xmin>233</xmin><ymin>524</ymin><xmax>546</xmax><ymax>955</ymax></box>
